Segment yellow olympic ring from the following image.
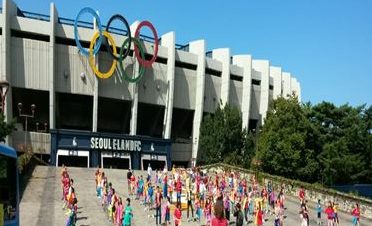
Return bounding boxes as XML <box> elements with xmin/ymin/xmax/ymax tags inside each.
<box><xmin>89</xmin><ymin>31</ymin><xmax>117</xmax><ymax>79</ymax></box>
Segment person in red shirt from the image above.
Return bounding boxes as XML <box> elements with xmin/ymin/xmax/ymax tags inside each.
<box><xmin>211</xmin><ymin>198</ymin><xmax>228</xmax><ymax>226</ymax></box>
<box><xmin>351</xmin><ymin>203</ymin><xmax>360</xmax><ymax>226</ymax></box>
<box><xmin>299</xmin><ymin>186</ymin><xmax>306</xmax><ymax>204</ymax></box>
<box><xmin>174</xmin><ymin>202</ymin><xmax>182</xmax><ymax>226</ymax></box>
<box><xmin>324</xmin><ymin>201</ymin><xmax>334</xmax><ymax>226</ymax></box>
<box><xmin>255</xmin><ymin>202</ymin><xmax>263</xmax><ymax>226</ymax></box>
<box><xmin>155</xmin><ymin>186</ymin><xmax>163</xmax><ymax>225</ymax></box>
<box><xmin>130</xmin><ymin>173</ymin><xmax>135</xmax><ymax>196</ymax></box>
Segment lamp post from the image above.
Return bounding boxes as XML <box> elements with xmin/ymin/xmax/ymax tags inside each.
<box><xmin>36</xmin><ymin>122</ymin><xmax>48</xmax><ymax>133</ymax></box>
<box><xmin>0</xmin><ymin>80</ymin><xmax>10</xmax><ymax>114</ymax></box>
<box><xmin>18</xmin><ymin>103</ymin><xmax>36</xmax><ymax>148</ymax></box>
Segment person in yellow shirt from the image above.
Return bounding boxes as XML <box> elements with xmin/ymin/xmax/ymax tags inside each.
<box><xmin>333</xmin><ymin>202</ymin><xmax>339</xmax><ymax>226</ymax></box>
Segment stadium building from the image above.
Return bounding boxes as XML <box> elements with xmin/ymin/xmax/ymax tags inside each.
<box><xmin>0</xmin><ymin>0</ymin><xmax>301</xmax><ymax>169</ymax></box>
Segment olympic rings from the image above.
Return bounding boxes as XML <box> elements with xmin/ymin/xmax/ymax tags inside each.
<box><xmin>89</xmin><ymin>31</ymin><xmax>117</xmax><ymax>79</ymax></box>
<box><xmin>118</xmin><ymin>38</ymin><xmax>146</xmax><ymax>83</ymax></box>
<box><xmin>74</xmin><ymin>8</ymin><xmax>158</xmax><ymax>82</ymax></box>
<box><xmin>104</xmin><ymin>14</ymin><xmax>131</xmax><ymax>61</ymax></box>
<box><xmin>74</xmin><ymin>7</ymin><xmax>103</xmax><ymax>57</ymax></box>
<box><xmin>134</xmin><ymin>21</ymin><xmax>159</xmax><ymax>68</ymax></box>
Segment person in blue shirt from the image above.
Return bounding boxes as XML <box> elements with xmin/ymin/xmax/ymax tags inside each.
<box><xmin>316</xmin><ymin>199</ymin><xmax>322</xmax><ymax>225</ymax></box>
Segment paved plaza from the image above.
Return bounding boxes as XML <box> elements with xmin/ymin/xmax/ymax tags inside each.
<box><xmin>20</xmin><ymin>166</ymin><xmax>372</xmax><ymax>226</ymax></box>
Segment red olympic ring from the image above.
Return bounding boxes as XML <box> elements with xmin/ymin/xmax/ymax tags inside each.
<box><xmin>134</xmin><ymin>21</ymin><xmax>159</xmax><ymax>68</ymax></box>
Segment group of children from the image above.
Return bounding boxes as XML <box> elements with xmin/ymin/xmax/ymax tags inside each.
<box><xmin>124</xmin><ymin>165</ymin><xmax>290</xmax><ymax>226</ymax></box>
<box><xmin>299</xmin><ymin>186</ymin><xmax>361</xmax><ymax>226</ymax></box>
<box><xmin>62</xmin><ymin>164</ymin><xmax>363</xmax><ymax>226</ymax></box>
<box><xmin>95</xmin><ymin>169</ymin><xmax>134</xmax><ymax>226</ymax></box>
<box><xmin>60</xmin><ymin>166</ymin><xmax>78</xmax><ymax>226</ymax></box>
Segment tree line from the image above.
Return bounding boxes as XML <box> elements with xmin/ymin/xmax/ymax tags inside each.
<box><xmin>198</xmin><ymin>96</ymin><xmax>372</xmax><ymax>186</ymax></box>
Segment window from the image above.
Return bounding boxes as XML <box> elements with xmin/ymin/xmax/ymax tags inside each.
<box><xmin>230</xmin><ymin>74</ymin><xmax>243</xmax><ymax>81</ymax></box>
<box><xmin>252</xmin><ymin>79</ymin><xmax>261</xmax><ymax>86</ymax></box>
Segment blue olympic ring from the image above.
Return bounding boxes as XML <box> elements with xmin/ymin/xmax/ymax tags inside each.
<box><xmin>74</xmin><ymin>7</ymin><xmax>103</xmax><ymax>57</ymax></box>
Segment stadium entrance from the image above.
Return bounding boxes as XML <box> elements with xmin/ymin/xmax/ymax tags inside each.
<box><xmin>141</xmin><ymin>154</ymin><xmax>167</xmax><ymax>170</ymax></box>
<box><xmin>101</xmin><ymin>151</ymin><xmax>131</xmax><ymax>169</ymax></box>
<box><xmin>56</xmin><ymin>149</ymin><xmax>89</xmax><ymax>168</ymax></box>
<box><xmin>50</xmin><ymin>129</ymin><xmax>172</xmax><ymax>170</ymax></box>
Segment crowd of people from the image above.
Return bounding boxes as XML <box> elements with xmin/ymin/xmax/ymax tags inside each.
<box><xmin>60</xmin><ymin>165</ymin><xmax>78</xmax><ymax>226</ymax></box>
<box><xmin>298</xmin><ymin>186</ymin><xmax>361</xmax><ymax>226</ymax></box>
<box><xmin>61</xmin><ymin>163</ymin><xmax>362</xmax><ymax>226</ymax></box>
<box><xmin>100</xmin><ymin>164</ymin><xmax>287</xmax><ymax>226</ymax></box>
<box><xmin>95</xmin><ymin>169</ymin><xmax>134</xmax><ymax>226</ymax></box>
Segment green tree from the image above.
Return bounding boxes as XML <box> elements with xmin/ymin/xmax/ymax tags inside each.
<box><xmin>256</xmin><ymin>95</ymin><xmax>320</xmax><ymax>182</ymax></box>
<box><xmin>198</xmin><ymin>104</ymin><xmax>255</xmax><ymax>167</ymax></box>
<box><xmin>311</xmin><ymin>102</ymin><xmax>370</xmax><ymax>185</ymax></box>
<box><xmin>0</xmin><ymin>113</ymin><xmax>15</xmax><ymax>142</ymax></box>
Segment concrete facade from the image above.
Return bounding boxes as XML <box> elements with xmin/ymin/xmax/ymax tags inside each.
<box><xmin>0</xmin><ymin>0</ymin><xmax>301</xmax><ymax>166</ymax></box>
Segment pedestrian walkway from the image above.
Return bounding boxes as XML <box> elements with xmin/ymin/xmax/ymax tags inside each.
<box><xmin>20</xmin><ymin>166</ymin><xmax>372</xmax><ymax>226</ymax></box>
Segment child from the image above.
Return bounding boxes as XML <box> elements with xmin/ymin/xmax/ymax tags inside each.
<box><xmin>174</xmin><ymin>202</ymin><xmax>182</xmax><ymax>226</ymax></box>
<box><xmin>204</xmin><ymin>197</ymin><xmax>212</xmax><ymax>226</ymax></box>
<box><xmin>115</xmin><ymin>198</ymin><xmax>123</xmax><ymax>226</ymax></box>
<box><xmin>333</xmin><ymin>202</ymin><xmax>339</xmax><ymax>226</ymax></box>
<box><xmin>233</xmin><ymin>203</ymin><xmax>244</xmax><ymax>226</ymax></box>
<box><xmin>195</xmin><ymin>195</ymin><xmax>202</xmax><ymax>223</ymax></box>
<box><xmin>299</xmin><ymin>205</ymin><xmax>309</xmax><ymax>226</ymax></box>
<box><xmin>148</xmin><ymin>183</ymin><xmax>154</xmax><ymax>209</ymax></box>
<box><xmin>224</xmin><ymin>194</ymin><xmax>230</xmax><ymax>223</ymax></box>
<box><xmin>316</xmin><ymin>199</ymin><xmax>322</xmax><ymax>225</ymax></box>
<box><xmin>168</xmin><ymin>176</ymin><xmax>174</xmax><ymax>203</ymax></box>
<box><xmin>351</xmin><ymin>203</ymin><xmax>360</xmax><ymax>226</ymax></box>
<box><xmin>164</xmin><ymin>197</ymin><xmax>171</xmax><ymax>225</ymax></box>
<box><xmin>274</xmin><ymin>200</ymin><xmax>281</xmax><ymax>226</ymax></box>
<box><xmin>324</xmin><ymin>201</ymin><xmax>334</xmax><ymax>226</ymax></box>
<box><xmin>65</xmin><ymin>198</ymin><xmax>77</xmax><ymax>226</ymax></box>
<box><xmin>123</xmin><ymin>198</ymin><xmax>133</xmax><ymax>226</ymax></box>
<box><xmin>255</xmin><ymin>202</ymin><xmax>263</xmax><ymax>226</ymax></box>
<box><xmin>138</xmin><ymin>176</ymin><xmax>144</xmax><ymax>201</ymax></box>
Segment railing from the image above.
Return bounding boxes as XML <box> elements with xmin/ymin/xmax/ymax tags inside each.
<box><xmin>205</xmin><ymin>50</ymin><xmax>213</xmax><ymax>58</ymax></box>
<box><xmin>176</xmin><ymin>43</ymin><xmax>189</xmax><ymax>52</ymax></box>
<box><xmin>12</xmin><ymin>131</ymin><xmax>51</xmax><ymax>154</ymax></box>
<box><xmin>102</xmin><ymin>25</ymin><xmax>128</xmax><ymax>36</ymax></box>
<box><xmin>58</xmin><ymin>17</ymin><xmax>93</xmax><ymax>29</ymax></box>
<box><xmin>17</xmin><ymin>9</ymin><xmax>50</xmax><ymax>22</ymax></box>
<box><xmin>14</xmin><ymin>7</ymin><xmax>190</xmax><ymax>48</ymax></box>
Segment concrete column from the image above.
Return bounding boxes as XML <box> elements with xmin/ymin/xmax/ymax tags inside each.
<box><xmin>252</xmin><ymin>60</ymin><xmax>270</xmax><ymax>126</ymax></box>
<box><xmin>212</xmin><ymin>48</ymin><xmax>230</xmax><ymax>106</ymax></box>
<box><xmin>296</xmin><ymin>81</ymin><xmax>301</xmax><ymax>102</ymax></box>
<box><xmin>233</xmin><ymin>55</ymin><xmax>252</xmax><ymax>130</ymax></box>
<box><xmin>270</xmin><ymin>66</ymin><xmax>282</xmax><ymax>100</ymax></box>
<box><xmin>129</xmin><ymin>21</ymin><xmax>140</xmax><ymax>136</ymax></box>
<box><xmin>49</xmin><ymin>3</ymin><xmax>57</xmax><ymax>129</ymax></box>
<box><xmin>290</xmin><ymin>77</ymin><xmax>301</xmax><ymax>102</ymax></box>
<box><xmin>161</xmin><ymin>32</ymin><xmax>176</xmax><ymax>139</ymax></box>
<box><xmin>290</xmin><ymin>77</ymin><xmax>297</xmax><ymax>97</ymax></box>
<box><xmin>189</xmin><ymin>40</ymin><xmax>206</xmax><ymax>166</ymax></box>
<box><xmin>2</xmin><ymin>0</ymin><xmax>16</xmax><ymax>145</ymax></box>
<box><xmin>92</xmin><ymin>14</ymin><xmax>99</xmax><ymax>132</ymax></box>
<box><xmin>282</xmin><ymin>72</ymin><xmax>291</xmax><ymax>98</ymax></box>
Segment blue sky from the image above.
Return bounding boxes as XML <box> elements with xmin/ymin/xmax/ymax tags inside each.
<box><xmin>11</xmin><ymin>0</ymin><xmax>372</xmax><ymax>106</ymax></box>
